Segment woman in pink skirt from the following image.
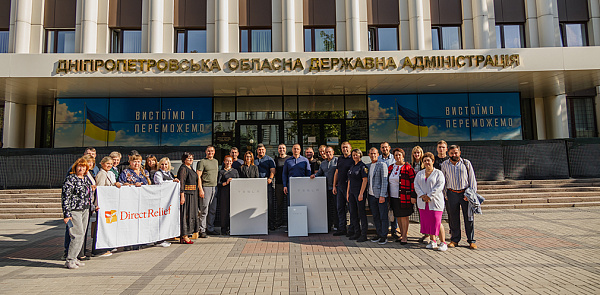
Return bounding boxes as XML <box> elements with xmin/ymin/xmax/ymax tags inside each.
<box><xmin>414</xmin><ymin>152</ymin><xmax>448</xmax><ymax>251</ymax></box>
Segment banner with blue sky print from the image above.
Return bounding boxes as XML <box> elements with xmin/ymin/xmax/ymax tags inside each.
<box><xmin>368</xmin><ymin>93</ymin><xmax>522</xmax><ymax>143</ymax></box>
<box><xmin>54</xmin><ymin>98</ymin><xmax>212</xmax><ymax>147</ymax></box>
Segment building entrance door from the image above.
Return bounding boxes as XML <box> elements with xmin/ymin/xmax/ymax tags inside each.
<box><xmin>236</xmin><ymin>122</ymin><xmax>282</xmax><ymax>158</ymax></box>
<box><xmin>299</xmin><ymin>121</ymin><xmax>343</xmax><ymax>154</ymax></box>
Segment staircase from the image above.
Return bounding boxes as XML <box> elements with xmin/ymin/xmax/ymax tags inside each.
<box><xmin>0</xmin><ymin>179</ymin><xmax>599</xmax><ymax>219</ymax></box>
<box><xmin>0</xmin><ymin>189</ymin><xmax>63</xmax><ymax>219</ymax></box>
<box><xmin>479</xmin><ymin>178</ymin><xmax>600</xmax><ymax>209</ymax></box>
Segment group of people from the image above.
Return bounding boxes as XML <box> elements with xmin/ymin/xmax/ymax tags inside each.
<box><xmin>61</xmin><ymin>148</ymin><xmax>179</xmax><ymax>269</ymax></box>
<box><xmin>61</xmin><ymin>140</ymin><xmax>480</xmax><ymax>269</ymax></box>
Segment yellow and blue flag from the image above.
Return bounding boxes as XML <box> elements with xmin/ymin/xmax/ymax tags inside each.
<box><xmin>85</xmin><ymin>108</ymin><xmax>116</xmax><ymax>141</ymax></box>
<box><xmin>397</xmin><ymin>102</ymin><xmax>428</xmax><ymax>137</ymax></box>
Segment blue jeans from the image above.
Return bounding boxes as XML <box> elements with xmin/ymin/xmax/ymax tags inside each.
<box><xmin>335</xmin><ymin>185</ymin><xmax>348</xmax><ymax>232</ymax></box>
<box><xmin>368</xmin><ymin>195</ymin><xmax>389</xmax><ymax>238</ymax></box>
<box><xmin>348</xmin><ymin>190</ymin><xmax>367</xmax><ymax>236</ymax></box>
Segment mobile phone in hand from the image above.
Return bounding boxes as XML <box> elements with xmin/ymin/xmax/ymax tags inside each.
<box><xmin>66</xmin><ymin>219</ymin><xmax>74</xmax><ymax>229</ymax></box>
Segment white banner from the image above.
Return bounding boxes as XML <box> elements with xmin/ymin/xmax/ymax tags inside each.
<box><xmin>289</xmin><ymin>177</ymin><xmax>328</xmax><ymax>234</ymax></box>
<box><xmin>96</xmin><ymin>182</ymin><xmax>181</xmax><ymax>249</ymax></box>
<box><xmin>230</xmin><ymin>178</ymin><xmax>268</xmax><ymax>235</ymax></box>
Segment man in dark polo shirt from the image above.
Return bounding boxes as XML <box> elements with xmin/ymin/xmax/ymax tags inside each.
<box><xmin>332</xmin><ymin>142</ymin><xmax>353</xmax><ymax>236</ymax></box>
<box><xmin>255</xmin><ymin>143</ymin><xmax>277</xmax><ymax>230</ymax></box>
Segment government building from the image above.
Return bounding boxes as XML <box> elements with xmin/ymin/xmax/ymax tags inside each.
<box><xmin>0</xmin><ymin>0</ymin><xmax>599</xmax><ymax>160</ymax></box>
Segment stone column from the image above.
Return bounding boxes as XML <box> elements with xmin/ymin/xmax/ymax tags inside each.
<box><xmin>81</xmin><ymin>0</ymin><xmax>99</xmax><ymax>53</ymax></box>
<box><xmin>589</xmin><ymin>0</ymin><xmax>600</xmax><ymax>46</ymax></box>
<box><xmin>149</xmin><ymin>0</ymin><xmax>163</xmax><ymax>53</ymax></box>
<box><xmin>345</xmin><ymin>0</ymin><xmax>360</xmax><ymax>51</ymax></box>
<box><xmin>216</xmin><ymin>0</ymin><xmax>229</xmax><ymax>52</ymax></box>
<box><xmin>281</xmin><ymin>0</ymin><xmax>294</xmax><ymax>52</ymax></box>
<box><xmin>399</xmin><ymin>0</ymin><xmax>410</xmax><ymax>50</ymax></box>
<box><xmin>408</xmin><ymin>0</ymin><xmax>426</xmax><ymax>50</ymax></box>
<box><xmin>2</xmin><ymin>102</ymin><xmax>26</xmax><ymax>148</ymax></box>
<box><xmin>335</xmin><ymin>0</ymin><xmax>346</xmax><ymax>51</ymax></box>
<box><xmin>536</xmin><ymin>0</ymin><xmax>558</xmax><ymax>47</ymax></box>
<box><xmin>524</xmin><ymin>0</ymin><xmax>540</xmax><ymax>47</ymax></box>
<box><xmin>544</xmin><ymin>95</ymin><xmax>569</xmax><ymax>139</ymax></box>
<box><xmin>472</xmin><ymin>0</ymin><xmax>490</xmax><ymax>49</ymax></box>
<box><xmin>534</xmin><ymin>97</ymin><xmax>547</xmax><ymax>139</ymax></box>
<box><xmin>462</xmin><ymin>0</ymin><xmax>475</xmax><ymax>49</ymax></box>
<box><xmin>14</xmin><ymin>0</ymin><xmax>32</xmax><ymax>53</ymax></box>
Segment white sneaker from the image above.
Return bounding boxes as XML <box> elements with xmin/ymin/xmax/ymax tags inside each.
<box><xmin>158</xmin><ymin>241</ymin><xmax>171</xmax><ymax>247</ymax></box>
<box><xmin>64</xmin><ymin>261</ymin><xmax>79</xmax><ymax>269</ymax></box>
<box><xmin>437</xmin><ymin>242</ymin><xmax>448</xmax><ymax>251</ymax></box>
<box><xmin>74</xmin><ymin>259</ymin><xmax>85</xmax><ymax>266</ymax></box>
<box><xmin>110</xmin><ymin>248</ymin><xmax>118</xmax><ymax>252</ymax></box>
<box><xmin>426</xmin><ymin>241</ymin><xmax>438</xmax><ymax>249</ymax></box>
<box><xmin>98</xmin><ymin>251</ymin><xmax>113</xmax><ymax>257</ymax></box>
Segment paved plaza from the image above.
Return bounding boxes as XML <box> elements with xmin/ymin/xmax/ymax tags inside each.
<box><xmin>0</xmin><ymin>207</ymin><xmax>599</xmax><ymax>295</ymax></box>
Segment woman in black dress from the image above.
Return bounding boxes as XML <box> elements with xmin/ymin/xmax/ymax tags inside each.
<box><xmin>217</xmin><ymin>155</ymin><xmax>239</xmax><ymax>235</ymax></box>
<box><xmin>239</xmin><ymin>151</ymin><xmax>259</xmax><ymax>178</ymax></box>
<box><xmin>177</xmin><ymin>152</ymin><xmax>199</xmax><ymax>244</ymax></box>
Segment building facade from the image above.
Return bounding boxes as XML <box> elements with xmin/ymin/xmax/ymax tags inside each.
<box><xmin>0</xmin><ymin>0</ymin><xmax>599</xmax><ymax>158</ymax></box>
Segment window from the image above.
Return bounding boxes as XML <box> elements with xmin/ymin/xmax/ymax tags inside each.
<box><xmin>557</xmin><ymin>0</ymin><xmax>589</xmax><ymax>47</ymax></box>
<box><xmin>432</xmin><ymin>26</ymin><xmax>461</xmax><ymax>50</ymax></box>
<box><xmin>176</xmin><ymin>29</ymin><xmax>207</xmax><ymax>53</ymax></box>
<box><xmin>45</xmin><ymin>30</ymin><xmax>75</xmax><ymax>53</ymax></box>
<box><xmin>496</xmin><ymin>24</ymin><xmax>525</xmax><ymax>48</ymax></box>
<box><xmin>240</xmin><ymin>29</ymin><xmax>272</xmax><ymax>52</ymax></box>
<box><xmin>560</xmin><ymin>23</ymin><xmax>588</xmax><ymax>47</ymax></box>
<box><xmin>568</xmin><ymin>97</ymin><xmax>597</xmax><ymax>138</ymax></box>
<box><xmin>111</xmin><ymin>29</ymin><xmax>142</xmax><ymax>53</ymax></box>
<box><xmin>0</xmin><ymin>30</ymin><xmax>8</xmax><ymax>53</ymax></box>
<box><xmin>368</xmin><ymin>27</ymin><xmax>398</xmax><ymax>51</ymax></box>
<box><xmin>304</xmin><ymin>28</ymin><xmax>335</xmax><ymax>52</ymax></box>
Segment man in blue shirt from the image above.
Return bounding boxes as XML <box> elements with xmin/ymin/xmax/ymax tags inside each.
<box><xmin>255</xmin><ymin>143</ymin><xmax>277</xmax><ymax>230</ymax></box>
<box><xmin>282</xmin><ymin>144</ymin><xmax>311</xmax><ymax>197</ymax></box>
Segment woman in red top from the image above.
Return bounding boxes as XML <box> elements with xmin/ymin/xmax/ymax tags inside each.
<box><xmin>387</xmin><ymin>148</ymin><xmax>416</xmax><ymax>245</ymax></box>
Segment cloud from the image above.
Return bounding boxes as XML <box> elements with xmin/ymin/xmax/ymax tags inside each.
<box><xmin>368</xmin><ymin>98</ymin><xmax>394</xmax><ymax>120</ymax></box>
<box><xmin>55</xmin><ymin>102</ymin><xmax>80</xmax><ymax>122</ymax></box>
<box><xmin>111</xmin><ymin>130</ymin><xmax>157</xmax><ymax>146</ymax></box>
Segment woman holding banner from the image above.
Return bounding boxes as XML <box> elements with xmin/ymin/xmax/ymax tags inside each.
<box><xmin>93</xmin><ymin>156</ymin><xmax>122</xmax><ymax>257</ymax></box>
<box><xmin>62</xmin><ymin>157</ymin><xmax>95</xmax><ymax>269</ymax></box>
<box><xmin>118</xmin><ymin>154</ymin><xmax>151</xmax><ymax>186</ymax></box>
<box><xmin>217</xmin><ymin>155</ymin><xmax>239</xmax><ymax>235</ymax></box>
<box><xmin>177</xmin><ymin>152</ymin><xmax>199</xmax><ymax>244</ymax></box>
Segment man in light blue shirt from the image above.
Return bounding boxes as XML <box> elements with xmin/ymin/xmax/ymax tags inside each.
<box><xmin>282</xmin><ymin>144</ymin><xmax>311</xmax><ymax>197</ymax></box>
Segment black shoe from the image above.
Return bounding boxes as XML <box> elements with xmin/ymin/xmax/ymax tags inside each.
<box><xmin>207</xmin><ymin>230</ymin><xmax>220</xmax><ymax>235</ymax></box>
<box><xmin>378</xmin><ymin>237</ymin><xmax>388</xmax><ymax>245</ymax></box>
<box><xmin>200</xmin><ymin>232</ymin><xmax>208</xmax><ymax>238</ymax></box>
<box><xmin>333</xmin><ymin>230</ymin><xmax>346</xmax><ymax>236</ymax></box>
<box><xmin>370</xmin><ymin>236</ymin><xmax>380</xmax><ymax>242</ymax></box>
<box><xmin>391</xmin><ymin>233</ymin><xmax>400</xmax><ymax>240</ymax></box>
<box><xmin>357</xmin><ymin>235</ymin><xmax>368</xmax><ymax>242</ymax></box>
<box><xmin>123</xmin><ymin>246</ymin><xmax>132</xmax><ymax>251</ymax></box>
<box><xmin>346</xmin><ymin>231</ymin><xmax>355</xmax><ymax>238</ymax></box>
<box><xmin>349</xmin><ymin>233</ymin><xmax>360</xmax><ymax>240</ymax></box>
<box><xmin>78</xmin><ymin>256</ymin><xmax>91</xmax><ymax>261</ymax></box>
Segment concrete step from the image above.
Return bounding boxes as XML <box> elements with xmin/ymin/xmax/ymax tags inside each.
<box><xmin>479</xmin><ymin>191</ymin><xmax>600</xmax><ymax>200</ymax></box>
<box><xmin>478</xmin><ymin>178</ymin><xmax>600</xmax><ymax>186</ymax></box>
<box><xmin>0</xmin><ymin>203</ymin><xmax>61</xmax><ymax>208</ymax></box>
<box><xmin>484</xmin><ymin>196</ymin><xmax>600</xmax><ymax>205</ymax></box>
<box><xmin>479</xmin><ymin>183</ymin><xmax>600</xmax><ymax>190</ymax></box>
<box><xmin>0</xmin><ymin>208</ymin><xmax>63</xmax><ymax>214</ymax></box>
<box><xmin>478</xmin><ymin>187</ymin><xmax>600</xmax><ymax>195</ymax></box>
<box><xmin>483</xmin><ymin>201</ymin><xmax>600</xmax><ymax>210</ymax></box>
<box><xmin>0</xmin><ymin>189</ymin><xmax>62</xmax><ymax>194</ymax></box>
<box><xmin>0</xmin><ymin>193</ymin><xmax>61</xmax><ymax>199</ymax></box>
<box><xmin>0</xmin><ymin>197</ymin><xmax>61</xmax><ymax>203</ymax></box>
<box><xmin>0</xmin><ymin>213</ymin><xmax>63</xmax><ymax>219</ymax></box>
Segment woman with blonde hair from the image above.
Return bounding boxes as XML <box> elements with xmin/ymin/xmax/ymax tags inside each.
<box><xmin>154</xmin><ymin>157</ymin><xmax>179</xmax><ymax>185</ymax></box>
<box><xmin>118</xmin><ymin>154</ymin><xmax>151</xmax><ymax>186</ymax></box>
<box><xmin>240</xmin><ymin>151</ymin><xmax>259</xmax><ymax>178</ymax></box>
<box><xmin>411</xmin><ymin>146</ymin><xmax>424</xmax><ymax>173</ymax></box>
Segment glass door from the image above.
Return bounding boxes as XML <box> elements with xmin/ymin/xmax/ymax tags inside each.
<box><xmin>299</xmin><ymin>121</ymin><xmax>344</xmax><ymax>154</ymax></box>
<box><xmin>237</xmin><ymin>122</ymin><xmax>283</xmax><ymax>158</ymax></box>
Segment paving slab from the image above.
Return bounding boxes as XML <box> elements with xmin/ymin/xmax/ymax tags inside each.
<box><xmin>0</xmin><ymin>208</ymin><xmax>599</xmax><ymax>294</ymax></box>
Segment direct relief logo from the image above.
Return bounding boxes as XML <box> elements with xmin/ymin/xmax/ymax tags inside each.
<box><xmin>105</xmin><ymin>210</ymin><xmax>117</xmax><ymax>224</ymax></box>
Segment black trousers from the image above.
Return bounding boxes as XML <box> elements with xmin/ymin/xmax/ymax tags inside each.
<box><xmin>348</xmin><ymin>190</ymin><xmax>367</xmax><ymax>236</ymax></box>
<box><xmin>326</xmin><ymin>189</ymin><xmax>338</xmax><ymax>231</ymax></box>
<box><xmin>447</xmin><ymin>190</ymin><xmax>475</xmax><ymax>243</ymax></box>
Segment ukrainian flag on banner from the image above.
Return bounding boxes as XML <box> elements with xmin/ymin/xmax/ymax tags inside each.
<box><xmin>85</xmin><ymin>108</ymin><xmax>116</xmax><ymax>141</ymax></box>
<box><xmin>397</xmin><ymin>102</ymin><xmax>428</xmax><ymax>137</ymax></box>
